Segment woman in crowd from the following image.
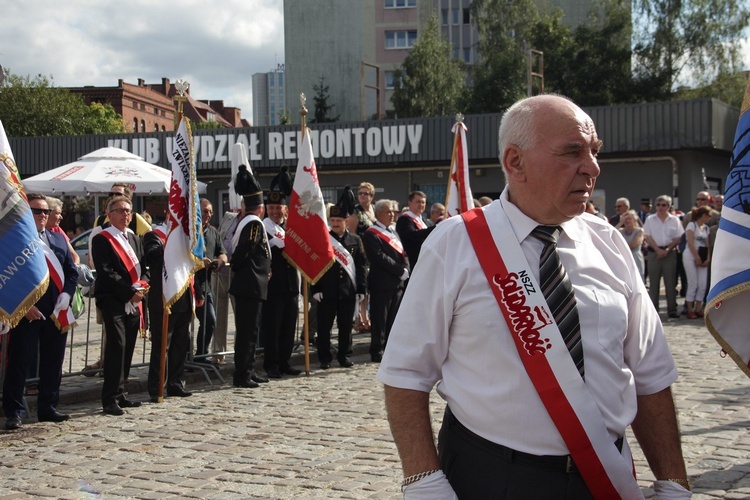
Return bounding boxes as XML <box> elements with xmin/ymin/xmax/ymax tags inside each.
<box><xmin>683</xmin><ymin>205</ymin><xmax>712</xmax><ymax>319</ymax></box>
<box><xmin>619</xmin><ymin>209</ymin><xmax>645</xmax><ymax>281</ymax></box>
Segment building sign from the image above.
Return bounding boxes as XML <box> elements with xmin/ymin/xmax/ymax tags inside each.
<box><xmin>106</xmin><ymin>124</ymin><xmax>424</xmax><ymax>168</ymax></box>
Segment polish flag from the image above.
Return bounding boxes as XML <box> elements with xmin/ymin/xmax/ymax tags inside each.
<box><xmin>445</xmin><ymin>117</ymin><xmax>473</xmax><ymax>217</ymax></box>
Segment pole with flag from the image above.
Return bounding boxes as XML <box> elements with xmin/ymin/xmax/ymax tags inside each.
<box><xmin>283</xmin><ymin>93</ymin><xmax>335</xmax><ymax>374</ymax></box>
<box><xmin>444</xmin><ymin>113</ymin><xmax>473</xmax><ymax>218</ymax></box>
<box><xmin>0</xmin><ymin>119</ymin><xmax>49</xmax><ymax>330</ymax></box>
<box><xmin>705</xmin><ymin>77</ymin><xmax>750</xmax><ymax>378</ymax></box>
<box><xmin>154</xmin><ymin>79</ymin><xmax>204</xmax><ymax>400</ymax></box>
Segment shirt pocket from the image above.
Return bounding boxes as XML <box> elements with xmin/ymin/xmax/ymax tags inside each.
<box><xmin>592</xmin><ymin>288</ymin><xmax>627</xmax><ymax>365</ymax></box>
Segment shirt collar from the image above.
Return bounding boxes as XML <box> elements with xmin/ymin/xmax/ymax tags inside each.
<box><xmin>498</xmin><ymin>186</ymin><xmax>583</xmax><ymax>245</ymax></box>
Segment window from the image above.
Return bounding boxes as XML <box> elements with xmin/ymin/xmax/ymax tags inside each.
<box><xmin>442</xmin><ymin>9</ymin><xmax>448</xmax><ymax>25</ymax></box>
<box><xmin>385</xmin><ymin>71</ymin><xmax>404</xmax><ymax>89</ymax></box>
<box><xmin>140</xmin><ymin>120</ymin><xmax>145</xmax><ymax>132</ymax></box>
<box><xmin>278</xmin><ymin>72</ymin><xmax>283</xmax><ymax>86</ymax></box>
<box><xmin>385</xmin><ymin>30</ymin><xmax>417</xmax><ymax>49</ymax></box>
<box><xmin>452</xmin><ymin>8</ymin><xmax>459</xmax><ymax>25</ymax></box>
<box><xmin>154</xmin><ymin>123</ymin><xmax>159</xmax><ymax>131</ymax></box>
<box><xmin>464</xmin><ymin>48</ymin><xmax>472</xmax><ymax>63</ymax></box>
<box><xmin>133</xmin><ymin>118</ymin><xmax>138</xmax><ymax>132</ymax></box>
<box><xmin>463</xmin><ymin>8</ymin><xmax>471</xmax><ymax>24</ymax></box>
<box><xmin>385</xmin><ymin>0</ymin><xmax>416</xmax><ymax>7</ymax></box>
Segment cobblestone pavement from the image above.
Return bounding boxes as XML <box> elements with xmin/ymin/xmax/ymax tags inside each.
<box><xmin>0</xmin><ymin>314</ymin><xmax>748</xmax><ymax>499</ymax></box>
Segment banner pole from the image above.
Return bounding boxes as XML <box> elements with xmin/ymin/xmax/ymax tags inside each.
<box><xmin>157</xmin><ymin>309</ymin><xmax>168</xmax><ymax>403</ymax></box>
<box><xmin>299</xmin><ymin>94</ymin><xmax>311</xmax><ymax>375</ymax></box>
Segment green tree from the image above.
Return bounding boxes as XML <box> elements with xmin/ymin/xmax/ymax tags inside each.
<box><xmin>278</xmin><ymin>108</ymin><xmax>291</xmax><ymax>125</ymax></box>
<box><xmin>632</xmin><ymin>0</ymin><xmax>750</xmax><ymax>95</ymax></box>
<box><xmin>467</xmin><ymin>0</ymin><xmax>540</xmax><ymax>113</ymax></box>
<box><xmin>192</xmin><ymin>120</ymin><xmax>225</xmax><ymax>130</ymax></box>
<box><xmin>311</xmin><ymin>76</ymin><xmax>340</xmax><ymax>123</ymax></box>
<box><xmin>391</xmin><ymin>15</ymin><xmax>466</xmax><ymax>118</ymax></box>
<box><xmin>676</xmin><ymin>70</ymin><xmax>749</xmax><ymax>108</ymax></box>
<box><xmin>0</xmin><ymin>69</ymin><xmax>128</xmax><ymax>137</ymax></box>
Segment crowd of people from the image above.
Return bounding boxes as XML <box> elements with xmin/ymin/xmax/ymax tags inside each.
<box><xmin>4</xmin><ymin>93</ymin><xmax>711</xmax><ymax>497</ymax></box>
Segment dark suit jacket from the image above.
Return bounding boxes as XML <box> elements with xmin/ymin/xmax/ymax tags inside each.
<box><xmin>37</xmin><ymin>231</ymin><xmax>79</xmax><ymax>316</ymax></box>
<box><xmin>92</xmin><ymin>229</ymin><xmax>148</xmax><ymax>313</ymax></box>
<box><xmin>143</xmin><ymin>231</ymin><xmax>191</xmax><ymax>314</ymax></box>
<box><xmin>266</xmin><ymin>222</ymin><xmax>300</xmax><ymax>296</ymax></box>
<box><xmin>395</xmin><ymin>213</ymin><xmax>435</xmax><ymax>268</ymax></box>
<box><xmin>229</xmin><ymin>218</ymin><xmax>271</xmax><ymax>300</ymax></box>
<box><xmin>362</xmin><ymin>224</ymin><xmax>409</xmax><ymax>293</ymax></box>
<box><xmin>312</xmin><ymin>230</ymin><xmax>367</xmax><ymax>299</ymax></box>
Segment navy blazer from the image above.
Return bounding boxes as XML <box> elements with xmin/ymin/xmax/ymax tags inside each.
<box><xmin>362</xmin><ymin>224</ymin><xmax>409</xmax><ymax>293</ymax></box>
<box><xmin>37</xmin><ymin>231</ymin><xmax>79</xmax><ymax>317</ymax></box>
<box><xmin>92</xmin><ymin>230</ymin><xmax>148</xmax><ymax>313</ymax></box>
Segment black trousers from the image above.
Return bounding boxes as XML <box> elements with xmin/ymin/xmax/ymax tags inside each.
<box><xmin>369</xmin><ymin>287</ymin><xmax>402</xmax><ymax>356</ymax></box>
<box><xmin>261</xmin><ymin>292</ymin><xmax>299</xmax><ymax>372</ymax></box>
<box><xmin>147</xmin><ymin>308</ymin><xmax>191</xmax><ymax>397</ymax></box>
<box><xmin>316</xmin><ymin>294</ymin><xmax>356</xmax><ymax>364</ymax></box>
<box><xmin>438</xmin><ymin>408</ymin><xmax>594</xmax><ymax>499</ymax></box>
<box><xmin>2</xmin><ymin>318</ymin><xmax>68</xmax><ymax>418</ymax></box>
<box><xmin>100</xmin><ymin>307</ymin><xmax>140</xmax><ymax>407</ymax></box>
<box><xmin>195</xmin><ymin>291</ymin><xmax>216</xmax><ymax>357</ymax></box>
<box><xmin>233</xmin><ymin>296</ymin><xmax>262</xmax><ymax>384</ymax></box>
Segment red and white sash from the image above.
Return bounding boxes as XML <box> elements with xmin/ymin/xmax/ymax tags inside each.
<box><xmin>100</xmin><ymin>227</ymin><xmax>148</xmax><ymax>330</ymax></box>
<box><xmin>42</xmin><ymin>240</ymin><xmax>76</xmax><ymax>333</ymax></box>
<box><xmin>461</xmin><ymin>207</ymin><xmax>643</xmax><ymax>500</ymax></box>
<box><xmin>330</xmin><ymin>234</ymin><xmax>357</xmax><ymax>288</ymax></box>
<box><xmin>366</xmin><ymin>224</ymin><xmax>405</xmax><ymax>257</ymax></box>
<box><xmin>262</xmin><ymin>218</ymin><xmax>286</xmax><ymax>245</ymax></box>
<box><xmin>400</xmin><ymin>210</ymin><xmax>427</xmax><ymax>230</ymax></box>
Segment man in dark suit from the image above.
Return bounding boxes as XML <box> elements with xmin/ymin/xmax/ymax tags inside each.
<box><xmin>144</xmin><ymin>225</ymin><xmax>193</xmax><ymax>402</ymax></box>
<box><xmin>395</xmin><ymin>190</ymin><xmax>435</xmax><ymax>270</ymax></box>
<box><xmin>3</xmin><ymin>194</ymin><xmax>78</xmax><ymax>430</ymax></box>
<box><xmin>230</xmin><ymin>192</ymin><xmax>271</xmax><ymax>388</ymax></box>
<box><xmin>362</xmin><ymin>199</ymin><xmax>410</xmax><ymax>362</ymax></box>
<box><xmin>92</xmin><ymin>195</ymin><xmax>148</xmax><ymax>415</ymax></box>
<box><xmin>312</xmin><ymin>201</ymin><xmax>367</xmax><ymax>369</ymax></box>
<box><xmin>262</xmin><ymin>185</ymin><xmax>301</xmax><ymax>379</ymax></box>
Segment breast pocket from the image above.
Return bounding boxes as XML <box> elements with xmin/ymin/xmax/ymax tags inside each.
<box><xmin>592</xmin><ymin>289</ymin><xmax>627</xmax><ymax>364</ymax></box>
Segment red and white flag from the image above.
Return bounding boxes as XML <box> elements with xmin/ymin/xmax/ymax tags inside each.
<box><xmin>283</xmin><ymin>127</ymin><xmax>334</xmax><ymax>284</ymax></box>
<box><xmin>445</xmin><ymin>117</ymin><xmax>473</xmax><ymax>218</ymax></box>
<box><xmin>163</xmin><ymin>117</ymin><xmax>204</xmax><ymax>311</ymax></box>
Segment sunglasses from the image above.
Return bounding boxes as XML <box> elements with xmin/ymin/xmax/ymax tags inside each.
<box><xmin>655</xmin><ymin>203</ymin><xmax>669</xmax><ymax>207</ymax></box>
<box><xmin>696</xmin><ymin>197</ymin><xmax>708</xmax><ymax>201</ymax></box>
<box><xmin>110</xmin><ymin>208</ymin><xmax>132</xmax><ymax>215</ymax></box>
<box><xmin>31</xmin><ymin>208</ymin><xmax>51</xmax><ymax>215</ymax></box>
<box><xmin>358</xmin><ymin>191</ymin><xmax>372</xmax><ymax>196</ymax></box>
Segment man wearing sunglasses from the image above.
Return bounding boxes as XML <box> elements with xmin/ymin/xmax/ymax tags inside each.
<box><xmin>4</xmin><ymin>194</ymin><xmax>79</xmax><ymax>430</ymax></box>
<box><xmin>91</xmin><ymin>195</ymin><xmax>149</xmax><ymax>416</ymax></box>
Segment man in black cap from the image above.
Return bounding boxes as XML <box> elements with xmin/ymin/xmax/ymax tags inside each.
<box><xmin>311</xmin><ymin>188</ymin><xmax>367</xmax><ymax>369</ymax></box>
<box><xmin>262</xmin><ymin>167</ymin><xmax>302</xmax><ymax>378</ymax></box>
<box><xmin>229</xmin><ymin>165</ymin><xmax>271</xmax><ymax>388</ymax></box>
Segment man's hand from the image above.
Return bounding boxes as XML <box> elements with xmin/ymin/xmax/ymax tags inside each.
<box><xmin>130</xmin><ymin>290</ymin><xmax>145</xmax><ymax>303</ymax></box>
<box><xmin>0</xmin><ymin>321</ymin><xmax>10</xmax><ymax>335</ymax></box>
<box><xmin>24</xmin><ymin>305</ymin><xmax>45</xmax><ymax>322</ymax></box>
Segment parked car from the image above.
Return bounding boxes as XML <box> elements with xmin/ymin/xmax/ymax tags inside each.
<box><xmin>70</xmin><ymin>228</ymin><xmax>92</xmax><ymax>265</ymax></box>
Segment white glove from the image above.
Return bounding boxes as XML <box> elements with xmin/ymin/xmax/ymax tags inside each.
<box><xmin>356</xmin><ymin>294</ymin><xmax>365</xmax><ymax>302</ymax></box>
<box><xmin>55</xmin><ymin>292</ymin><xmax>71</xmax><ymax>311</ymax></box>
<box><xmin>269</xmin><ymin>237</ymin><xmax>285</xmax><ymax>249</ymax></box>
<box><xmin>0</xmin><ymin>322</ymin><xmax>10</xmax><ymax>335</ymax></box>
<box><xmin>403</xmin><ymin>471</ymin><xmax>457</xmax><ymax>499</ymax></box>
<box><xmin>400</xmin><ymin>268</ymin><xmax>410</xmax><ymax>281</ymax></box>
<box><xmin>312</xmin><ymin>292</ymin><xmax>323</xmax><ymax>302</ymax></box>
<box><xmin>125</xmin><ymin>302</ymin><xmax>138</xmax><ymax>315</ymax></box>
<box><xmin>653</xmin><ymin>480</ymin><xmax>692</xmax><ymax>499</ymax></box>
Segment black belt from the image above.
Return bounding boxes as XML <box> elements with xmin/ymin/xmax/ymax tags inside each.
<box><xmin>445</xmin><ymin>407</ymin><xmax>623</xmax><ymax>474</ymax></box>
<box><xmin>648</xmin><ymin>246</ymin><xmax>671</xmax><ymax>252</ymax></box>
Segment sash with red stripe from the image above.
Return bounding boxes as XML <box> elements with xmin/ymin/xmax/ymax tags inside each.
<box><xmin>400</xmin><ymin>211</ymin><xmax>427</xmax><ymax>230</ymax></box>
<box><xmin>366</xmin><ymin>224</ymin><xmax>405</xmax><ymax>257</ymax></box>
<box><xmin>101</xmin><ymin>227</ymin><xmax>149</xmax><ymax>332</ymax></box>
<box><xmin>461</xmin><ymin>207</ymin><xmax>643</xmax><ymax>499</ymax></box>
<box><xmin>42</xmin><ymin>241</ymin><xmax>76</xmax><ymax>333</ymax></box>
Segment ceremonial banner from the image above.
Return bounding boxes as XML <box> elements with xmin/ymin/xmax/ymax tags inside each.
<box><xmin>163</xmin><ymin>117</ymin><xmax>204</xmax><ymax>311</ymax></box>
<box><xmin>0</xmin><ymin>120</ymin><xmax>49</xmax><ymax>328</ymax></box>
<box><xmin>445</xmin><ymin>118</ymin><xmax>473</xmax><ymax>217</ymax></box>
<box><xmin>705</xmin><ymin>79</ymin><xmax>750</xmax><ymax>377</ymax></box>
<box><xmin>283</xmin><ymin>127</ymin><xmax>334</xmax><ymax>284</ymax></box>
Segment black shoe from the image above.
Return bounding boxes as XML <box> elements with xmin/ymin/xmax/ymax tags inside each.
<box><xmin>371</xmin><ymin>353</ymin><xmax>382</xmax><ymax>363</ymax></box>
<box><xmin>320</xmin><ymin>363</ymin><xmax>331</xmax><ymax>370</ymax></box>
<box><xmin>250</xmin><ymin>374</ymin><xmax>269</xmax><ymax>384</ymax></box>
<box><xmin>5</xmin><ymin>416</ymin><xmax>21</xmax><ymax>430</ymax></box>
<box><xmin>280</xmin><ymin>367</ymin><xmax>302</xmax><ymax>376</ymax></box>
<box><xmin>266</xmin><ymin>369</ymin><xmax>282</xmax><ymax>379</ymax></box>
<box><xmin>338</xmin><ymin>358</ymin><xmax>354</xmax><ymax>368</ymax></box>
<box><xmin>38</xmin><ymin>411</ymin><xmax>70</xmax><ymax>423</ymax></box>
<box><xmin>118</xmin><ymin>398</ymin><xmax>142</xmax><ymax>408</ymax></box>
<box><xmin>103</xmin><ymin>403</ymin><xmax>124</xmax><ymax>416</ymax></box>
<box><xmin>668</xmin><ymin>312</ymin><xmax>680</xmax><ymax>318</ymax></box>
<box><xmin>149</xmin><ymin>396</ymin><xmax>159</xmax><ymax>403</ymax></box>
<box><xmin>166</xmin><ymin>388</ymin><xmax>193</xmax><ymax>398</ymax></box>
<box><xmin>233</xmin><ymin>379</ymin><xmax>259</xmax><ymax>389</ymax></box>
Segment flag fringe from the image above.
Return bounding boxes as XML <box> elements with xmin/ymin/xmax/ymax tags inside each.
<box><xmin>162</xmin><ymin>260</ymin><xmax>203</xmax><ymax>315</ymax></box>
<box><xmin>705</xmin><ymin>281</ymin><xmax>750</xmax><ymax>377</ymax></box>
<box><xmin>0</xmin><ymin>276</ymin><xmax>49</xmax><ymax>329</ymax></box>
<box><xmin>283</xmin><ymin>251</ymin><xmax>335</xmax><ymax>286</ymax></box>
<box><xmin>52</xmin><ymin>314</ymin><xmax>77</xmax><ymax>334</ymax></box>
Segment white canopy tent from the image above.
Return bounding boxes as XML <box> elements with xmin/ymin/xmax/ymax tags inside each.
<box><xmin>23</xmin><ymin>146</ymin><xmax>207</xmax><ymax>196</ymax></box>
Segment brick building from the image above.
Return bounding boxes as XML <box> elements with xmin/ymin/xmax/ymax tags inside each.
<box><xmin>68</xmin><ymin>77</ymin><xmax>249</xmax><ymax>133</ymax></box>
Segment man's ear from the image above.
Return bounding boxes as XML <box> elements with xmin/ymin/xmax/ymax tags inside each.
<box><xmin>502</xmin><ymin>145</ymin><xmax>525</xmax><ymax>181</ymax></box>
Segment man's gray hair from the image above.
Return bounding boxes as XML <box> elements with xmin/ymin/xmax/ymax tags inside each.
<box><xmin>46</xmin><ymin>196</ymin><xmax>63</xmax><ymax>211</ymax></box>
<box><xmin>616</xmin><ymin>197</ymin><xmax>630</xmax><ymax>207</ymax></box>
<box><xmin>374</xmin><ymin>199</ymin><xmax>395</xmax><ymax>214</ymax></box>
<box><xmin>655</xmin><ymin>194</ymin><xmax>672</xmax><ymax>206</ymax></box>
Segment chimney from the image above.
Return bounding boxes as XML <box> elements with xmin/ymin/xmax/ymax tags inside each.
<box><xmin>118</xmin><ymin>79</ymin><xmax>124</xmax><ymax>87</ymax></box>
<box><xmin>138</xmin><ymin>78</ymin><xmax>145</xmax><ymax>87</ymax></box>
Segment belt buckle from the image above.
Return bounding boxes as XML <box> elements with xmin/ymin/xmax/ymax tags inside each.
<box><xmin>566</xmin><ymin>456</ymin><xmax>575</xmax><ymax>473</ymax></box>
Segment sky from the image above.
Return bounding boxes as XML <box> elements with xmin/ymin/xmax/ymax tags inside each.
<box><xmin>0</xmin><ymin>0</ymin><xmax>285</xmax><ymax>121</ymax></box>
